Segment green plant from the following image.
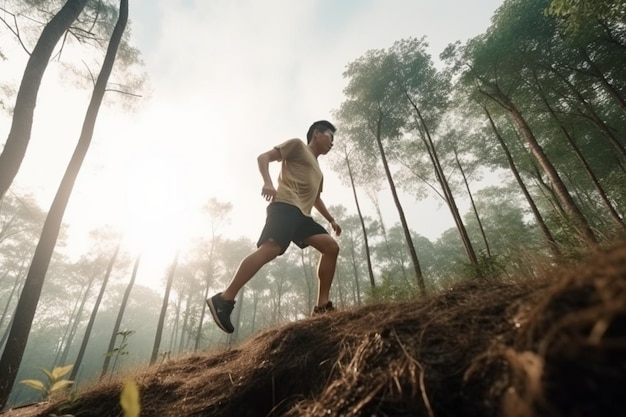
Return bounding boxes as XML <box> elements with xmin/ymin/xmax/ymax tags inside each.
<box><xmin>105</xmin><ymin>330</ymin><xmax>136</xmax><ymax>376</ymax></box>
<box><xmin>19</xmin><ymin>364</ymin><xmax>74</xmax><ymax>401</ymax></box>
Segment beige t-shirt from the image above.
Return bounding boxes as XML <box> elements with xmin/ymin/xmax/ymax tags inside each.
<box><xmin>273</xmin><ymin>138</ymin><xmax>323</xmax><ymax>216</ymax></box>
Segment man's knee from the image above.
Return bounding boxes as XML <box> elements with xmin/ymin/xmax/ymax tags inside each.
<box><xmin>258</xmin><ymin>240</ymin><xmax>283</xmax><ymax>261</ymax></box>
<box><xmin>308</xmin><ymin>235</ymin><xmax>339</xmax><ymax>257</ymax></box>
<box><xmin>327</xmin><ymin>239</ymin><xmax>340</xmax><ymax>257</ymax></box>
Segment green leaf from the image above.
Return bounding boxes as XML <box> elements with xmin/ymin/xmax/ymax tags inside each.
<box><xmin>20</xmin><ymin>379</ymin><xmax>47</xmax><ymax>392</ymax></box>
<box><xmin>120</xmin><ymin>379</ymin><xmax>141</xmax><ymax>417</ymax></box>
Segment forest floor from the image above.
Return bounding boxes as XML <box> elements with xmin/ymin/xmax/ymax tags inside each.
<box><xmin>2</xmin><ymin>241</ymin><xmax>625</xmax><ymax>417</ymax></box>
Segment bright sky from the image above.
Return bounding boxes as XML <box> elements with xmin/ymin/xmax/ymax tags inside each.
<box><xmin>2</xmin><ymin>0</ymin><xmax>504</xmax><ymax>284</ymax></box>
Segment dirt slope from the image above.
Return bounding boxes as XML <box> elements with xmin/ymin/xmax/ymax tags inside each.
<box><xmin>2</xmin><ymin>242</ymin><xmax>625</xmax><ymax>417</ymax></box>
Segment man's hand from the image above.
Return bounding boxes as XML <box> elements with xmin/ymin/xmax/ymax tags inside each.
<box><xmin>330</xmin><ymin>220</ymin><xmax>342</xmax><ymax>237</ymax></box>
<box><xmin>261</xmin><ymin>183</ymin><xmax>277</xmax><ymax>201</ymax></box>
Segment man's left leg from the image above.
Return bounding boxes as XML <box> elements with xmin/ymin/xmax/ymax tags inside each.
<box><xmin>303</xmin><ymin>233</ymin><xmax>339</xmax><ymax>308</ymax></box>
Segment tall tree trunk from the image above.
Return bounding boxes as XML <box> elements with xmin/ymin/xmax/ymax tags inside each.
<box><xmin>0</xmin><ymin>0</ymin><xmax>128</xmax><ymax>404</ymax></box>
<box><xmin>368</xmin><ymin>192</ymin><xmax>393</xmax><ymax>264</ymax></box>
<box><xmin>177</xmin><ymin>292</ymin><xmax>192</xmax><ymax>353</ymax></box>
<box><xmin>195</xmin><ymin>237</ymin><xmax>217</xmax><ymax>351</ymax></box>
<box><xmin>53</xmin><ymin>294</ymin><xmax>81</xmax><ymax>366</ymax></box>
<box><xmin>348</xmin><ymin>233</ymin><xmax>362</xmax><ymax>305</ymax></box>
<box><xmin>483</xmin><ymin>105</ymin><xmax>562</xmax><ymax>257</ymax></box>
<box><xmin>453</xmin><ymin>148</ymin><xmax>492</xmax><ymax>257</ymax></box>
<box><xmin>344</xmin><ymin>149</ymin><xmax>375</xmax><ymax>288</ymax></box>
<box><xmin>151</xmin><ymin>251</ymin><xmax>179</xmax><ymax>365</ymax></box>
<box><xmin>549</xmin><ymin>64</ymin><xmax>626</xmax><ymax>161</ymax></box>
<box><xmin>168</xmin><ymin>296</ymin><xmax>182</xmax><ymax>354</ymax></box>
<box><xmin>70</xmin><ymin>242</ymin><xmax>121</xmax><ymax>381</ymax></box>
<box><xmin>0</xmin><ymin>0</ymin><xmax>89</xmax><ymax>200</ymax></box>
<box><xmin>101</xmin><ymin>252</ymin><xmax>139</xmax><ymax>379</ymax></box>
<box><xmin>0</xmin><ymin>274</ymin><xmax>22</xmax><ymax>341</ymax></box>
<box><xmin>373</xmin><ymin>116</ymin><xmax>425</xmax><ymax>295</ymax></box>
<box><xmin>575</xmin><ymin>46</ymin><xmax>626</xmax><ymax>117</ymax></box>
<box><xmin>57</xmin><ymin>276</ymin><xmax>96</xmax><ymax>367</ymax></box>
<box><xmin>480</xmin><ymin>84</ymin><xmax>598</xmax><ymax>245</ymax></box>
<box><xmin>407</xmin><ymin>95</ymin><xmax>479</xmax><ymax>267</ymax></box>
<box><xmin>534</xmin><ymin>75</ymin><xmax>626</xmax><ymax>231</ymax></box>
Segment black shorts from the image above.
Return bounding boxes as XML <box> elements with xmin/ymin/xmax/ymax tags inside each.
<box><xmin>257</xmin><ymin>202</ymin><xmax>328</xmax><ymax>254</ymax></box>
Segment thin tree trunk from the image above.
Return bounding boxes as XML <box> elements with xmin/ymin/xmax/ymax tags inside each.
<box><xmin>369</xmin><ymin>192</ymin><xmax>393</xmax><ymax>264</ymax></box>
<box><xmin>0</xmin><ymin>0</ymin><xmax>89</xmax><ymax>200</ymax></box>
<box><xmin>178</xmin><ymin>292</ymin><xmax>192</xmax><ymax>353</ymax></box>
<box><xmin>479</xmin><ymin>83</ymin><xmax>598</xmax><ymax>246</ymax></box>
<box><xmin>453</xmin><ymin>148</ymin><xmax>492</xmax><ymax>257</ymax></box>
<box><xmin>70</xmin><ymin>242</ymin><xmax>121</xmax><ymax>381</ymax></box>
<box><xmin>58</xmin><ymin>273</ymin><xmax>98</xmax><ymax>367</ymax></box>
<box><xmin>373</xmin><ymin>116</ymin><xmax>425</xmax><ymax>295</ymax></box>
<box><xmin>534</xmin><ymin>74</ymin><xmax>626</xmax><ymax>231</ymax></box>
<box><xmin>0</xmin><ymin>272</ymin><xmax>23</xmax><ymax>344</ymax></box>
<box><xmin>407</xmin><ymin>94</ymin><xmax>479</xmax><ymax>267</ymax></box>
<box><xmin>195</xmin><ymin>237</ymin><xmax>217</xmax><ymax>351</ymax></box>
<box><xmin>575</xmin><ymin>46</ymin><xmax>626</xmax><ymax>117</ymax></box>
<box><xmin>344</xmin><ymin>149</ymin><xmax>376</xmax><ymax>288</ymax></box>
<box><xmin>0</xmin><ymin>1</ymin><xmax>128</xmax><ymax>404</ymax></box>
<box><xmin>151</xmin><ymin>250</ymin><xmax>179</xmax><ymax>365</ymax></box>
<box><xmin>348</xmin><ymin>233</ymin><xmax>362</xmax><ymax>305</ymax></box>
<box><xmin>101</xmin><ymin>252</ymin><xmax>140</xmax><ymax>379</ymax></box>
<box><xmin>53</xmin><ymin>295</ymin><xmax>81</xmax><ymax>367</ymax></box>
<box><xmin>483</xmin><ymin>105</ymin><xmax>561</xmax><ymax>257</ymax></box>
<box><xmin>549</xmin><ymin>64</ymin><xmax>626</xmax><ymax>161</ymax></box>
<box><xmin>168</xmin><ymin>297</ymin><xmax>182</xmax><ymax>354</ymax></box>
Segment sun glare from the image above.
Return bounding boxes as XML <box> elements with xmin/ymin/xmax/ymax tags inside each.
<box><xmin>122</xmin><ymin>155</ymin><xmax>195</xmax><ymax>260</ymax></box>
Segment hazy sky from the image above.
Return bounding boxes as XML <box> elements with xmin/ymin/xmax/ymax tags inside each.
<box><xmin>3</xmin><ymin>0</ymin><xmax>504</xmax><ymax>281</ymax></box>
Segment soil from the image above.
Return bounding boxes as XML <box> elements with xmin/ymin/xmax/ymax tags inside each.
<box><xmin>2</xmin><ymin>242</ymin><xmax>625</xmax><ymax>417</ymax></box>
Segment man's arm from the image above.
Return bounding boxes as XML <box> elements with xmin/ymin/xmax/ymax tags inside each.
<box><xmin>314</xmin><ymin>194</ymin><xmax>342</xmax><ymax>236</ymax></box>
<box><xmin>257</xmin><ymin>148</ymin><xmax>281</xmax><ymax>201</ymax></box>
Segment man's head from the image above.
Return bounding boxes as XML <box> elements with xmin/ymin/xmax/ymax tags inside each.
<box><xmin>306</xmin><ymin>120</ymin><xmax>336</xmax><ymax>144</ymax></box>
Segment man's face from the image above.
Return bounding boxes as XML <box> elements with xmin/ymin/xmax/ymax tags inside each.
<box><xmin>317</xmin><ymin>129</ymin><xmax>334</xmax><ymax>153</ymax></box>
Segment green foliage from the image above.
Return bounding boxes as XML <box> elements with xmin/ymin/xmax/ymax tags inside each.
<box><xmin>367</xmin><ymin>272</ymin><xmax>420</xmax><ymax>302</ymax></box>
<box><xmin>547</xmin><ymin>0</ymin><xmax>625</xmax><ymax>32</ymax></box>
<box><xmin>105</xmin><ymin>330</ymin><xmax>136</xmax><ymax>376</ymax></box>
<box><xmin>460</xmin><ymin>251</ymin><xmax>506</xmax><ymax>281</ymax></box>
<box><xmin>19</xmin><ymin>365</ymin><xmax>73</xmax><ymax>400</ymax></box>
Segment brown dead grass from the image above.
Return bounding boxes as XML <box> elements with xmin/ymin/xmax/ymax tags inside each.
<box><xmin>2</xmin><ymin>242</ymin><xmax>625</xmax><ymax>417</ymax></box>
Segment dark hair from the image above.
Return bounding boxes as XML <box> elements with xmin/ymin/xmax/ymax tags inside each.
<box><xmin>306</xmin><ymin>120</ymin><xmax>336</xmax><ymax>144</ymax></box>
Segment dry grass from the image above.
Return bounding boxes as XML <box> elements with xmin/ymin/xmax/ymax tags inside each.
<box><xmin>2</xmin><ymin>242</ymin><xmax>625</xmax><ymax>417</ymax></box>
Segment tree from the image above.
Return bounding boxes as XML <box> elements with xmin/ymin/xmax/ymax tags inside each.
<box><xmin>101</xmin><ymin>250</ymin><xmax>138</xmax><ymax>379</ymax></box>
<box><xmin>0</xmin><ymin>0</ymin><xmax>129</xmax><ymax>405</ymax></box>
<box><xmin>338</xmin><ymin>48</ymin><xmax>426</xmax><ymax>295</ymax></box>
<box><xmin>447</xmin><ymin>0</ymin><xmax>599</xmax><ymax>246</ymax></box>
<box><xmin>328</xmin><ymin>141</ymin><xmax>376</xmax><ymax>289</ymax></box>
<box><xmin>0</xmin><ymin>0</ymin><xmax>89</xmax><ymax>200</ymax></box>
<box><xmin>390</xmin><ymin>38</ymin><xmax>479</xmax><ymax>269</ymax></box>
<box><xmin>69</xmin><ymin>236</ymin><xmax>122</xmax><ymax>381</ymax></box>
<box><xmin>151</xmin><ymin>251</ymin><xmax>179</xmax><ymax>365</ymax></box>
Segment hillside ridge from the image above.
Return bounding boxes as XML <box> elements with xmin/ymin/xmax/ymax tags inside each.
<box><xmin>3</xmin><ymin>242</ymin><xmax>625</xmax><ymax>417</ymax></box>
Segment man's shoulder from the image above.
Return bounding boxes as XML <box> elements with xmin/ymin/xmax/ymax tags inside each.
<box><xmin>274</xmin><ymin>138</ymin><xmax>307</xmax><ymax>156</ymax></box>
<box><xmin>275</xmin><ymin>138</ymin><xmax>305</xmax><ymax>148</ymax></box>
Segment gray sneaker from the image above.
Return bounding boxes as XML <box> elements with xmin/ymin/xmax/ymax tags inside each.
<box><xmin>312</xmin><ymin>301</ymin><xmax>335</xmax><ymax>316</ymax></box>
<box><xmin>207</xmin><ymin>293</ymin><xmax>235</xmax><ymax>333</ymax></box>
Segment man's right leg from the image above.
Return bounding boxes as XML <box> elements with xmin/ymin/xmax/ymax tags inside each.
<box><xmin>208</xmin><ymin>240</ymin><xmax>282</xmax><ymax>333</ymax></box>
<box><xmin>222</xmin><ymin>240</ymin><xmax>282</xmax><ymax>300</ymax></box>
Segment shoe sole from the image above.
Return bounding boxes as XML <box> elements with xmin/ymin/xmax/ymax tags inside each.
<box><xmin>207</xmin><ymin>298</ymin><xmax>234</xmax><ymax>334</ymax></box>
